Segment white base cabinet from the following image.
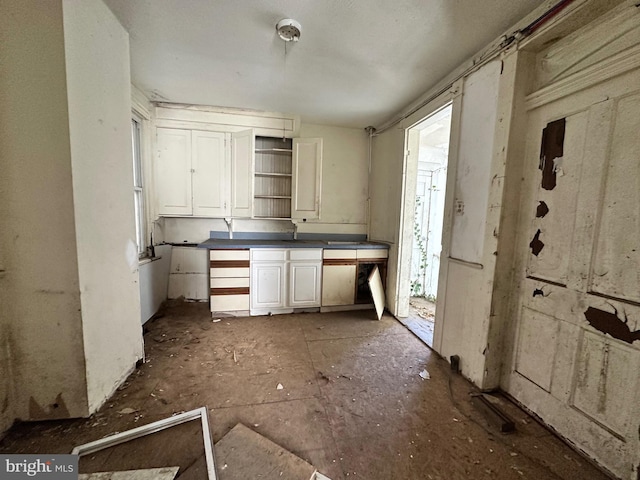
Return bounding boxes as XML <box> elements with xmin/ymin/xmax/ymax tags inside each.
<box><xmin>250</xmin><ymin>248</ymin><xmax>321</xmax><ymax>316</ymax></box>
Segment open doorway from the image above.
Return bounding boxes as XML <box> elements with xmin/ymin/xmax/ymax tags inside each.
<box><xmin>400</xmin><ymin>104</ymin><xmax>452</xmax><ymax>347</ymax></box>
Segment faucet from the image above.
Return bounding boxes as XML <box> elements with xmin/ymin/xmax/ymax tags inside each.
<box><xmin>224</xmin><ymin>217</ymin><xmax>233</xmax><ymax>239</ymax></box>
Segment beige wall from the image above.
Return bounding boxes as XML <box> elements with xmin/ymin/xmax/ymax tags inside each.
<box><xmin>62</xmin><ymin>0</ymin><xmax>144</xmax><ymax>412</ymax></box>
<box><xmin>0</xmin><ymin>1</ymin><xmax>89</xmax><ymax>427</ymax></box>
<box><xmin>298</xmin><ymin>123</ymin><xmax>368</xmax><ymax>232</ymax></box>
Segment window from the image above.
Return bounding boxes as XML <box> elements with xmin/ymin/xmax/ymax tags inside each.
<box><xmin>131</xmin><ymin>117</ymin><xmax>146</xmax><ymax>257</ymax></box>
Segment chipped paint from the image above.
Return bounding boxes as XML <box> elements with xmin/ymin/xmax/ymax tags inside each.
<box><xmin>536</xmin><ymin>201</ymin><xmax>549</xmax><ymax>218</ymax></box>
<box><xmin>529</xmin><ymin>229</ymin><xmax>544</xmax><ymax>256</ymax></box>
<box><xmin>584</xmin><ymin>306</ymin><xmax>640</xmax><ymax>344</ymax></box>
<box><xmin>539</xmin><ymin>118</ymin><xmax>565</xmax><ymax>190</ymax></box>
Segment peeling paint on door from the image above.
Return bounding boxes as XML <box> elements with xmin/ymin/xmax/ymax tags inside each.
<box><xmin>584</xmin><ymin>306</ymin><xmax>640</xmax><ymax>344</ymax></box>
<box><xmin>529</xmin><ymin>229</ymin><xmax>544</xmax><ymax>256</ymax></box>
<box><xmin>539</xmin><ymin>118</ymin><xmax>565</xmax><ymax>191</ymax></box>
<box><xmin>536</xmin><ymin>201</ymin><xmax>549</xmax><ymax>218</ymax></box>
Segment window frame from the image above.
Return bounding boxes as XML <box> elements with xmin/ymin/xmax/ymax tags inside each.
<box><xmin>131</xmin><ymin>114</ymin><xmax>147</xmax><ymax>259</ymax></box>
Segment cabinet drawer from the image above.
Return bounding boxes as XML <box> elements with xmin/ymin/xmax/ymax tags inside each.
<box><xmin>210</xmin><ymin>294</ymin><xmax>250</xmax><ymax>311</ymax></box>
<box><xmin>210</xmin><ymin>277</ymin><xmax>250</xmax><ymax>288</ymax></box>
<box><xmin>210</xmin><ymin>249</ymin><xmax>250</xmax><ymax>261</ymax></box>
<box><xmin>356</xmin><ymin>249</ymin><xmax>388</xmax><ymax>260</ymax></box>
<box><xmin>251</xmin><ymin>249</ymin><xmax>286</xmax><ymax>262</ymax></box>
<box><xmin>323</xmin><ymin>249</ymin><xmax>357</xmax><ymax>260</ymax></box>
<box><xmin>210</xmin><ymin>267</ymin><xmax>250</xmax><ymax>278</ymax></box>
<box><xmin>288</xmin><ymin>248</ymin><xmax>322</xmax><ymax>261</ymax></box>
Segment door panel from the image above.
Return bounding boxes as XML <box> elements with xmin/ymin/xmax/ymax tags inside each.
<box><xmin>508</xmin><ymin>59</ymin><xmax>640</xmax><ymax>479</ymax></box>
<box><xmin>590</xmin><ymin>93</ymin><xmax>640</xmax><ymax>303</ymax></box>
<box><xmin>192</xmin><ymin>130</ymin><xmax>227</xmax><ymax>217</ymax></box>
<box><xmin>156</xmin><ymin>128</ymin><xmax>192</xmax><ymax>215</ymax></box>
<box><xmin>525</xmin><ymin>111</ymin><xmax>588</xmax><ymax>285</ymax></box>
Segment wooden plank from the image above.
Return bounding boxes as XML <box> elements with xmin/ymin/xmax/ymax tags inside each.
<box><xmin>215</xmin><ymin>424</ymin><xmax>316</xmax><ymax>480</ymax></box>
<box><xmin>210</xmin><ymin>260</ymin><xmax>250</xmax><ymax>268</ymax></box>
<box><xmin>322</xmin><ymin>258</ymin><xmax>357</xmax><ymax>266</ymax></box>
<box><xmin>210</xmin><ymin>287</ymin><xmax>250</xmax><ymax>296</ymax></box>
<box><xmin>79</xmin><ymin>467</ymin><xmax>180</xmax><ymax>480</ymax></box>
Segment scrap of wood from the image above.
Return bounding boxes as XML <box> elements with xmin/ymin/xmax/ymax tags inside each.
<box><xmin>79</xmin><ymin>467</ymin><xmax>180</xmax><ymax>480</ymax></box>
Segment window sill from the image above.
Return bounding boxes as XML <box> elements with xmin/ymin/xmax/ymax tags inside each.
<box><xmin>139</xmin><ymin>255</ymin><xmax>162</xmax><ymax>266</ymax></box>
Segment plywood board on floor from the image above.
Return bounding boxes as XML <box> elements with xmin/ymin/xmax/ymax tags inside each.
<box><xmin>215</xmin><ymin>423</ymin><xmax>316</xmax><ymax>480</ymax></box>
<box><xmin>79</xmin><ymin>466</ymin><xmax>179</xmax><ymax>480</ymax></box>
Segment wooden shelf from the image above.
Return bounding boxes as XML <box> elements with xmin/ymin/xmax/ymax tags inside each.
<box><xmin>255</xmin><ymin>148</ymin><xmax>293</xmax><ymax>154</ymax></box>
<box><xmin>255</xmin><ymin>195</ymin><xmax>291</xmax><ymax>199</ymax></box>
<box><xmin>255</xmin><ymin>172</ymin><xmax>292</xmax><ymax>177</ymax></box>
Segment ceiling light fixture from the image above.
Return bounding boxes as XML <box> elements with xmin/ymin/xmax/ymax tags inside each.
<box><xmin>276</xmin><ymin>18</ymin><xmax>302</xmax><ymax>42</ymax></box>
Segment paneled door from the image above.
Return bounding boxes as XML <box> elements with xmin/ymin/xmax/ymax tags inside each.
<box><xmin>507</xmin><ymin>39</ymin><xmax>640</xmax><ymax>479</ymax></box>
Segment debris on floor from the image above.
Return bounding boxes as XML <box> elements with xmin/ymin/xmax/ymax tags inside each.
<box><xmin>419</xmin><ymin>369</ymin><xmax>430</xmax><ymax>380</ymax></box>
<box><xmin>276</xmin><ymin>383</ymin><xmax>284</xmax><ymax>390</ymax></box>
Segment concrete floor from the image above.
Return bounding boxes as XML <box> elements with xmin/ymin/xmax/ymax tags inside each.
<box><xmin>0</xmin><ymin>302</ymin><xmax>613</xmax><ymax>480</ymax></box>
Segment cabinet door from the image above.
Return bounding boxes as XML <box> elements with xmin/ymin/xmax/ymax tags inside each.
<box><xmin>251</xmin><ymin>262</ymin><xmax>285</xmax><ymax>310</ymax></box>
<box><xmin>231</xmin><ymin>129</ymin><xmax>254</xmax><ymax>218</ymax></box>
<box><xmin>156</xmin><ymin>128</ymin><xmax>192</xmax><ymax>215</ymax></box>
<box><xmin>192</xmin><ymin>131</ymin><xmax>228</xmax><ymax>217</ymax></box>
<box><xmin>292</xmin><ymin>138</ymin><xmax>322</xmax><ymax>220</ymax></box>
<box><xmin>322</xmin><ymin>264</ymin><xmax>356</xmax><ymax>306</ymax></box>
<box><xmin>289</xmin><ymin>261</ymin><xmax>322</xmax><ymax>307</ymax></box>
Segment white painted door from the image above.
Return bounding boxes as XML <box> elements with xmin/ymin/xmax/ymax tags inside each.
<box><xmin>231</xmin><ymin>129</ymin><xmax>254</xmax><ymax>217</ymax></box>
<box><xmin>192</xmin><ymin>130</ymin><xmax>228</xmax><ymax>217</ymax></box>
<box><xmin>507</xmin><ymin>47</ymin><xmax>640</xmax><ymax>479</ymax></box>
<box><xmin>292</xmin><ymin>138</ymin><xmax>322</xmax><ymax>220</ymax></box>
<box><xmin>289</xmin><ymin>262</ymin><xmax>321</xmax><ymax>307</ymax></box>
<box><xmin>155</xmin><ymin>128</ymin><xmax>192</xmax><ymax>215</ymax></box>
<box><xmin>251</xmin><ymin>262</ymin><xmax>285</xmax><ymax>310</ymax></box>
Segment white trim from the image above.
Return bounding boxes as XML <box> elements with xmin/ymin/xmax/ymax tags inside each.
<box><xmin>526</xmin><ymin>44</ymin><xmax>640</xmax><ymax>110</ymax></box>
<box><xmin>131</xmin><ymin>84</ymin><xmax>151</xmax><ymax>120</ymax></box>
<box><xmin>71</xmin><ymin>407</ymin><xmax>217</xmax><ymax>480</ymax></box>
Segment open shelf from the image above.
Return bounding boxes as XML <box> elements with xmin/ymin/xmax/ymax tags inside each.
<box><xmin>255</xmin><ymin>148</ymin><xmax>293</xmax><ymax>154</ymax></box>
<box><xmin>255</xmin><ymin>172</ymin><xmax>292</xmax><ymax>177</ymax></box>
<box><xmin>254</xmin><ymin>136</ymin><xmax>293</xmax><ymax>219</ymax></box>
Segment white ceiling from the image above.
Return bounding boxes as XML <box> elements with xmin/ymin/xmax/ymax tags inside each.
<box><xmin>104</xmin><ymin>0</ymin><xmax>545</xmax><ymax>128</ymax></box>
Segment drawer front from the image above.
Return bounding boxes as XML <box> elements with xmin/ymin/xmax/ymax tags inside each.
<box><xmin>288</xmin><ymin>248</ymin><xmax>322</xmax><ymax>261</ymax></box>
<box><xmin>251</xmin><ymin>249</ymin><xmax>286</xmax><ymax>262</ymax></box>
<box><xmin>323</xmin><ymin>249</ymin><xmax>357</xmax><ymax>260</ymax></box>
<box><xmin>356</xmin><ymin>249</ymin><xmax>388</xmax><ymax>260</ymax></box>
<box><xmin>210</xmin><ymin>249</ymin><xmax>250</xmax><ymax>261</ymax></box>
<box><xmin>210</xmin><ymin>267</ymin><xmax>250</xmax><ymax>278</ymax></box>
<box><xmin>210</xmin><ymin>294</ymin><xmax>250</xmax><ymax>312</ymax></box>
<box><xmin>210</xmin><ymin>277</ymin><xmax>250</xmax><ymax>288</ymax></box>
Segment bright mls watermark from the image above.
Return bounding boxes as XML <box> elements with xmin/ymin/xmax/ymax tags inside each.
<box><xmin>1</xmin><ymin>455</ymin><xmax>78</xmax><ymax>479</ymax></box>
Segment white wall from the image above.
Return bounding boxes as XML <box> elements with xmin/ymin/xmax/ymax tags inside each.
<box><xmin>0</xmin><ymin>0</ymin><xmax>89</xmax><ymax>428</ymax></box>
<box><xmin>62</xmin><ymin>0</ymin><xmax>144</xmax><ymax>412</ymax></box>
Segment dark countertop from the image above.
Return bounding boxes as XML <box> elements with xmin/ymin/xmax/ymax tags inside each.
<box><xmin>197</xmin><ymin>238</ymin><xmax>390</xmax><ymax>250</ymax></box>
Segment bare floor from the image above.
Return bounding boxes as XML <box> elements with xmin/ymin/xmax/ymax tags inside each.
<box><xmin>400</xmin><ymin>296</ymin><xmax>436</xmax><ymax>347</ymax></box>
<box><xmin>0</xmin><ymin>302</ymin><xmax>612</xmax><ymax>480</ymax></box>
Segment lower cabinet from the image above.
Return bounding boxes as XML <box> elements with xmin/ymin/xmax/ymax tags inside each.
<box><xmin>209</xmin><ymin>249</ymin><xmax>250</xmax><ymax>315</ymax></box>
<box><xmin>251</xmin><ymin>248</ymin><xmax>321</xmax><ymax>315</ymax></box>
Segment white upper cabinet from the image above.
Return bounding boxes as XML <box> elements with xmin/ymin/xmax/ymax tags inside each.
<box><xmin>192</xmin><ymin>130</ymin><xmax>228</xmax><ymax>217</ymax></box>
<box><xmin>231</xmin><ymin>129</ymin><xmax>254</xmax><ymax>218</ymax></box>
<box><xmin>292</xmin><ymin>138</ymin><xmax>322</xmax><ymax>220</ymax></box>
<box><xmin>156</xmin><ymin>128</ymin><xmax>192</xmax><ymax>215</ymax></box>
<box><xmin>155</xmin><ymin>128</ymin><xmax>256</xmax><ymax>218</ymax></box>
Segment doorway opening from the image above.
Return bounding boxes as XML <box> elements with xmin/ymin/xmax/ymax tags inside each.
<box><xmin>401</xmin><ymin>104</ymin><xmax>452</xmax><ymax>347</ymax></box>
